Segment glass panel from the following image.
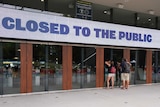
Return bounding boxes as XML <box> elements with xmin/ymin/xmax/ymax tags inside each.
<box><xmin>104</xmin><ymin>48</ymin><xmax>123</xmax><ymax>87</ymax></box>
<box><xmin>32</xmin><ymin>44</ymin><xmax>62</xmax><ymax>92</ymax></box>
<box><xmin>0</xmin><ymin>42</ymin><xmax>3</xmax><ymax>95</ymax></box>
<box><xmin>72</xmin><ymin>47</ymin><xmax>96</xmax><ymax>89</ymax></box>
<box><xmin>130</xmin><ymin>50</ymin><xmax>146</xmax><ymax>85</ymax></box>
<box><xmin>130</xmin><ymin>50</ymin><xmax>136</xmax><ymax>85</ymax></box>
<box><xmin>112</xmin><ymin>49</ymin><xmax>123</xmax><ymax>87</ymax></box>
<box><xmin>0</xmin><ymin>42</ymin><xmax>20</xmax><ymax>95</ymax></box>
<box><xmin>152</xmin><ymin>51</ymin><xmax>160</xmax><ymax>83</ymax></box>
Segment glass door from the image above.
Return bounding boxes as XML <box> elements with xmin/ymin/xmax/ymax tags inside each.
<box><xmin>130</xmin><ymin>50</ymin><xmax>146</xmax><ymax>85</ymax></box>
<box><xmin>0</xmin><ymin>42</ymin><xmax>2</xmax><ymax>95</ymax></box>
<box><xmin>152</xmin><ymin>51</ymin><xmax>160</xmax><ymax>83</ymax></box>
<box><xmin>0</xmin><ymin>42</ymin><xmax>20</xmax><ymax>95</ymax></box>
<box><xmin>72</xmin><ymin>47</ymin><xmax>96</xmax><ymax>89</ymax></box>
<box><xmin>32</xmin><ymin>44</ymin><xmax>62</xmax><ymax>92</ymax></box>
<box><xmin>104</xmin><ymin>48</ymin><xmax>123</xmax><ymax>87</ymax></box>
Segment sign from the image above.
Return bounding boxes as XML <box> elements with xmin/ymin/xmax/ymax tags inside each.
<box><xmin>76</xmin><ymin>0</ymin><xmax>92</xmax><ymax>20</ymax></box>
<box><xmin>0</xmin><ymin>7</ymin><xmax>160</xmax><ymax>48</ymax></box>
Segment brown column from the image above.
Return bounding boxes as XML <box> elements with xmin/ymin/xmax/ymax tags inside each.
<box><xmin>20</xmin><ymin>43</ymin><xmax>27</xmax><ymax>93</ymax></box>
<box><xmin>146</xmin><ymin>50</ymin><xmax>152</xmax><ymax>83</ymax></box>
<box><xmin>123</xmin><ymin>49</ymin><xmax>130</xmax><ymax>62</ymax></box>
<box><xmin>96</xmin><ymin>48</ymin><xmax>104</xmax><ymax>87</ymax></box>
<box><xmin>62</xmin><ymin>46</ymin><xmax>72</xmax><ymax>90</ymax></box>
<box><xmin>20</xmin><ymin>43</ymin><xmax>33</xmax><ymax>93</ymax></box>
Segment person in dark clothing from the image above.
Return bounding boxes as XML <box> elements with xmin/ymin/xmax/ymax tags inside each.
<box><xmin>116</xmin><ymin>62</ymin><xmax>121</xmax><ymax>87</ymax></box>
<box><xmin>121</xmin><ymin>58</ymin><xmax>131</xmax><ymax>89</ymax></box>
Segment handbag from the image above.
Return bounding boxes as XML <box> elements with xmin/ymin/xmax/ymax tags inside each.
<box><xmin>110</xmin><ymin>66</ymin><xmax>116</xmax><ymax>73</ymax></box>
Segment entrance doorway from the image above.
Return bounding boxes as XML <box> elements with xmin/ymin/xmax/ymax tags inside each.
<box><xmin>130</xmin><ymin>50</ymin><xmax>146</xmax><ymax>85</ymax></box>
<box><xmin>104</xmin><ymin>48</ymin><xmax>123</xmax><ymax>87</ymax></box>
<box><xmin>32</xmin><ymin>44</ymin><xmax>62</xmax><ymax>92</ymax></box>
<box><xmin>0</xmin><ymin>42</ymin><xmax>20</xmax><ymax>95</ymax></box>
<box><xmin>72</xmin><ymin>47</ymin><xmax>96</xmax><ymax>89</ymax></box>
<box><xmin>152</xmin><ymin>51</ymin><xmax>160</xmax><ymax>83</ymax></box>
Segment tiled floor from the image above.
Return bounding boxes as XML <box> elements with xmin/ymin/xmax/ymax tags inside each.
<box><xmin>1</xmin><ymin>83</ymin><xmax>160</xmax><ymax>107</ymax></box>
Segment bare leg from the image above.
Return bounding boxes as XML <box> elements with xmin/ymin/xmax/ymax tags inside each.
<box><xmin>122</xmin><ymin>80</ymin><xmax>125</xmax><ymax>89</ymax></box>
<box><xmin>125</xmin><ymin>80</ymin><xmax>129</xmax><ymax>89</ymax></box>
<box><xmin>107</xmin><ymin>76</ymin><xmax>111</xmax><ymax>89</ymax></box>
<box><xmin>111</xmin><ymin>76</ymin><xmax>114</xmax><ymax>88</ymax></box>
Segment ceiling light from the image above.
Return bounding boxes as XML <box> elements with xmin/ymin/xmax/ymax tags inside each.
<box><xmin>67</xmin><ymin>14</ymin><xmax>71</xmax><ymax>17</ymax></box>
<box><xmin>117</xmin><ymin>3</ymin><xmax>124</xmax><ymax>8</ymax></box>
<box><xmin>103</xmin><ymin>10</ymin><xmax>110</xmax><ymax>15</ymax></box>
<box><xmin>104</xmin><ymin>10</ymin><xmax>107</xmax><ymax>14</ymax></box>
<box><xmin>68</xmin><ymin>4</ymin><xmax>74</xmax><ymax>9</ymax></box>
<box><xmin>148</xmin><ymin>10</ymin><xmax>154</xmax><ymax>15</ymax></box>
<box><xmin>137</xmin><ymin>16</ymin><xmax>140</xmax><ymax>20</ymax></box>
<box><xmin>41</xmin><ymin>0</ymin><xmax>44</xmax><ymax>2</ymax></box>
<box><xmin>14</xmin><ymin>57</ymin><xmax>19</xmax><ymax>60</ymax></box>
<box><xmin>17</xmin><ymin>49</ymin><xmax>21</xmax><ymax>51</ymax></box>
<box><xmin>148</xmin><ymin>18</ymin><xmax>151</xmax><ymax>22</ymax></box>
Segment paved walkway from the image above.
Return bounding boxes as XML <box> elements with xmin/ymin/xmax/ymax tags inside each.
<box><xmin>0</xmin><ymin>84</ymin><xmax>160</xmax><ymax>107</ymax></box>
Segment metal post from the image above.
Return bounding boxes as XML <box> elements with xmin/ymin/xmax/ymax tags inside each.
<box><xmin>110</xmin><ymin>49</ymin><xmax>113</xmax><ymax>60</ymax></box>
<box><xmin>154</xmin><ymin>17</ymin><xmax>159</xmax><ymax>83</ymax></box>
<box><xmin>134</xmin><ymin>50</ymin><xmax>138</xmax><ymax>84</ymax></box>
<box><xmin>44</xmin><ymin>45</ymin><xmax>49</xmax><ymax>91</ymax></box>
<box><xmin>80</xmin><ymin>48</ymin><xmax>84</xmax><ymax>88</ymax></box>
<box><xmin>0</xmin><ymin>42</ymin><xmax>3</xmax><ymax>95</ymax></box>
<box><xmin>155</xmin><ymin>51</ymin><xmax>158</xmax><ymax>83</ymax></box>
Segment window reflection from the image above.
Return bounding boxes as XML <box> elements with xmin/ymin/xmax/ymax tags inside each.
<box><xmin>32</xmin><ymin>44</ymin><xmax>62</xmax><ymax>92</ymax></box>
<box><xmin>72</xmin><ymin>47</ymin><xmax>96</xmax><ymax>89</ymax></box>
<box><xmin>0</xmin><ymin>42</ymin><xmax>20</xmax><ymax>95</ymax></box>
<box><xmin>152</xmin><ymin>51</ymin><xmax>160</xmax><ymax>83</ymax></box>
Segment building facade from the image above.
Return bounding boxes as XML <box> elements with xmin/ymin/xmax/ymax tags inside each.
<box><xmin>0</xmin><ymin>1</ymin><xmax>160</xmax><ymax>95</ymax></box>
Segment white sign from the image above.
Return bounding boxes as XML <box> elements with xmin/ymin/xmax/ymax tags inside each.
<box><xmin>0</xmin><ymin>7</ymin><xmax>160</xmax><ymax>48</ymax></box>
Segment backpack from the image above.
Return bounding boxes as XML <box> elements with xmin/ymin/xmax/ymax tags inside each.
<box><xmin>110</xmin><ymin>66</ymin><xmax>116</xmax><ymax>73</ymax></box>
<box><xmin>124</xmin><ymin>62</ymin><xmax>130</xmax><ymax>73</ymax></box>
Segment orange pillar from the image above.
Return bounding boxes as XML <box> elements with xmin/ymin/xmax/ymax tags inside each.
<box><xmin>20</xmin><ymin>43</ymin><xmax>33</xmax><ymax>93</ymax></box>
<box><xmin>96</xmin><ymin>48</ymin><xmax>104</xmax><ymax>87</ymax></box>
<box><xmin>146</xmin><ymin>50</ymin><xmax>152</xmax><ymax>83</ymax></box>
<box><xmin>20</xmin><ymin>43</ymin><xmax>27</xmax><ymax>93</ymax></box>
<box><xmin>62</xmin><ymin>46</ymin><xmax>72</xmax><ymax>90</ymax></box>
<box><xmin>123</xmin><ymin>49</ymin><xmax>130</xmax><ymax>62</ymax></box>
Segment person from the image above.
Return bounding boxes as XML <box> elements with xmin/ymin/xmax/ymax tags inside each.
<box><xmin>105</xmin><ymin>60</ymin><xmax>116</xmax><ymax>89</ymax></box>
<box><xmin>116</xmin><ymin>61</ymin><xmax>122</xmax><ymax>88</ymax></box>
<box><xmin>120</xmin><ymin>58</ymin><xmax>131</xmax><ymax>89</ymax></box>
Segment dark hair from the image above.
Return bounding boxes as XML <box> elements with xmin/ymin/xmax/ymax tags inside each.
<box><xmin>122</xmin><ymin>58</ymin><xmax>126</xmax><ymax>61</ymax></box>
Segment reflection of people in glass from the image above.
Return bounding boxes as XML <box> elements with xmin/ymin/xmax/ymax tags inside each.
<box><xmin>116</xmin><ymin>62</ymin><xmax>122</xmax><ymax>87</ymax></box>
<box><xmin>13</xmin><ymin>65</ymin><xmax>19</xmax><ymax>78</ymax></box>
<box><xmin>8</xmin><ymin>65</ymin><xmax>13</xmax><ymax>77</ymax></box>
<box><xmin>4</xmin><ymin>64</ymin><xmax>12</xmax><ymax>78</ymax></box>
<box><xmin>105</xmin><ymin>60</ymin><xmax>116</xmax><ymax>89</ymax></box>
<box><xmin>35</xmin><ymin>67</ymin><xmax>40</xmax><ymax>86</ymax></box>
<box><xmin>3</xmin><ymin>64</ymin><xmax>13</xmax><ymax>87</ymax></box>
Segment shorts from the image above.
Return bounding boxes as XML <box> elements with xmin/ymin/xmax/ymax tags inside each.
<box><xmin>121</xmin><ymin>73</ymin><xmax>130</xmax><ymax>81</ymax></box>
<box><xmin>108</xmin><ymin>73</ymin><xmax>115</xmax><ymax>77</ymax></box>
